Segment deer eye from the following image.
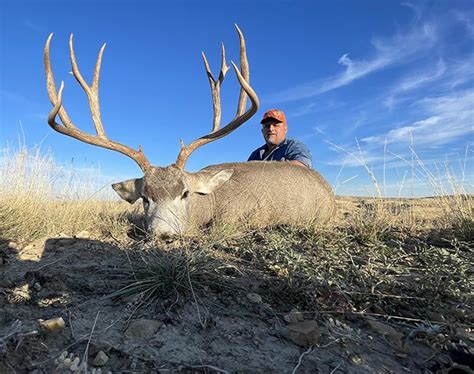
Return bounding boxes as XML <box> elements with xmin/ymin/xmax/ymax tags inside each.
<box><xmin>181</xmin><ymin>190</ymin><xmax>189</xmax><ymax>199</ymax></box>
<box><xmin>142</xmin><ymin>196</ymin><xmax>149</xmax><ymax>206</ymax></box>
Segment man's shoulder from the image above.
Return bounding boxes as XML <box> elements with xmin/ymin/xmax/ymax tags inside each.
<box><xmin>284</xmin><ymin>138</ymin><xmax>309</xmax><ymax>150</ymax></box>
<box><xmin>250</xmin><ymin>144</ymin><xmax>267</xmax><ymax>154</ymax></box>
<box><xmin>248</xmin><ymin>144</ymin><xmax>267</xmax><ymax>160</ymax></box>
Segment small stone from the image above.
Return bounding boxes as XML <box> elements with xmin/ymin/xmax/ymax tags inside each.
<box><xmin>8</xmin><ymin>241</ymin><xmax>19</xmax><ymax>249</ymax></box>
<box><xmin>287</xmin><ymin>320</ymin><xmax>320</xmax><ymax>347</ymax></box>
<box><xmin>425</xmin><ymin>311</ymin><xmax>444</xmax><ymax>322</ymax></box>
<box><xmin>75</xmin><ymin>230</ymin><xmax>91</xmax><ymax>239</ymax></box>
<box><xmin>367</xmin><ymin>319</ymin><xmax>409</xmax><ymax>353</ymax></box>
<box><xmin>92</xmin><ymin>351</ymin><xmax>109</xmax><ymax>367</ymax></box>
<box><xmin>284</xmin><ymin>308</ymin><xmax>304</xmax><ymax>323</ymax></box>
<box><xmin>247</xmin><ymin>293</ymin><xmax>262</xmax><ymax>304</ymax></box>
<box><xmin>89</xmin><ymin>340</ymin><xmax>112</xmax><ymax>356</ymax></box>
<box><xmin>38</xmin><ymin>317</ymin><xmax>65</xmax><ymax>332</ymax></box>
<box><xmin>125</xmin><ymin>319</ymin><xmax>162</xmax><ymax>340</ymax></box>
<box><xmin>33</xmin><ymin>282</ymin><xmax>42</xmax><ymax>291</ymax></box>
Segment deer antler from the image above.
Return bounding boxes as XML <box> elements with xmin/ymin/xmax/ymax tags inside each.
<box><xmin>44</xmin><ymin>33</ymin><xmax>151</xmax><ymax>171</ymax></box>
<box><xmin>174</xmin><ymin>24</ymin><xmax>259</xmax><ymax>170</ymax></box>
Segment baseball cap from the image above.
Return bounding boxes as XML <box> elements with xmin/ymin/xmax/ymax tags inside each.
<box><xmin>260</xmin><ymin>109</ymin><xmax>287</xmax><ymax>124</ymax></box>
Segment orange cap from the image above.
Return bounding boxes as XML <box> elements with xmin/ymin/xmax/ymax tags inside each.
<box><xmin>260</xmin><ymin>109</ymin><xmax>287</xmax><ymax>124</ymax></box>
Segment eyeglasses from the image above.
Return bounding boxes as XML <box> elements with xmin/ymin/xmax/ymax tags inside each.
<box><xmin>262</xmin><ymin>122</ymin><xmax>283</xmax><ymax>128</ymax></box>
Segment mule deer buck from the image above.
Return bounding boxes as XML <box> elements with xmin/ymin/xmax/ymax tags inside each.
<box><xmin>44</xmin><ymin>26</ymin><xmax>335</xmax><ymax>237</ymax></box>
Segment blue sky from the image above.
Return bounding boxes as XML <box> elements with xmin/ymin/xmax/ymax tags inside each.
<box><xmin>1</xmin><ymin>0</ymin><xmax>473</xmax><ymax>197</ymax></box>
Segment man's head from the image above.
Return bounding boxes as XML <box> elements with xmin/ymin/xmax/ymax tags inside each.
<box><xmin>260</xmin><ymin>109</ymin><xmax>288</xmax><ymax>147</ymax></box>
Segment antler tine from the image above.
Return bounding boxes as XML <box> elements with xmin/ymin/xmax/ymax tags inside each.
<box><xmin>174</xmin><ymin>26</ymin><xmax>259</xmax><ymax>170</ymax></box>
<box><xmin>92</xmin><ymin>42</ymin><xmax>106</xmax><ymax>94</ymax></box>
<box><xmin>235</xmin><ymin>24</ymin><xmax>249</xmax><ymax>117</ymax></box>
<box><xmin>44</xmin><ymin>33</ymin><xmax>75</xmax><ymax>130</ymax></box>
<box><xmin>202</xmin><ymin>42</ymin><xmax>230</xmax><ymax>133</ymax></box>
<box><xmin>44</xmin><ymin>33</ymin><xmax>151</xmax><ymax>171</ymax></box>
<box><xmin>69</xmin><ymin>34</ymin><xmax>106</xmax><ymax>138</ymax></box>
<box><xmin>175</xmin><ymin>60</ymin><xmax>259</xmax><ymax>170</ymax></box>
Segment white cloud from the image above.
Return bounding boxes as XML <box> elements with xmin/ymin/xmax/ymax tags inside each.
<box><xmin>364</xmin><ymin>90</ymin><xmax>474</xmax><ymax>147</ymax></box>
<box><xmin>268</xmin><ymin>22</ymin><xmax>437</xmax><ymax>103</ymax></box>
<box><xmin>390</xmin><ymin>58</ymin><xmax>445</xmax><ymax>94</ymax></box>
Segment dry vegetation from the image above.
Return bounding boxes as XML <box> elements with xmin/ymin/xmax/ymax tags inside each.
<box><xmin>0</xmin><ymin>145</ymin><xmax>473</xmax><ymax>373</ymax></box>
<box><xmin>0</xmin><ymin>144</ymin><xmax>135</xmax><ymax>242</ymax></box>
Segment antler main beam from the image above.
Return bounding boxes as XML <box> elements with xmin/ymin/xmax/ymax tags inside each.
<box><xmin>174</xmin><ymin>25</ymin><xmax>259</xmax><ymax>170</ymax></box>
<box><xmin>44</xmin><ymin>33</ymin><xmax>151</xmax><ymax>171</ymax></box>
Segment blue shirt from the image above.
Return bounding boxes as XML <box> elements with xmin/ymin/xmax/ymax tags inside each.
<box><xmin>248</xmin><ymin>138</ymin><xmax>313</xmax><ymax>168</ymax></box>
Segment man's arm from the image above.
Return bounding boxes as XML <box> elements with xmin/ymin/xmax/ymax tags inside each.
<box><xmin>248</xmin><ymin>146</ymin><xmax>263</xmax><ymax>161</ymax></box>
<box><xmin>285</xmin><ymin>140</ymin><xmax>313</xmax><ymax>168</ymax></box>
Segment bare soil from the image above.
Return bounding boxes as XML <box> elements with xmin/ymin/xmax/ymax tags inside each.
<box><xmin>1</xmin><ymin>197</ymin><xmax>472</xmax><ymax>373</ymax></box>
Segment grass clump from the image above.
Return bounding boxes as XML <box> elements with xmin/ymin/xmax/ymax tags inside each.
<box><xmin>110</xmin><ymin>246</ymin><xmax>236</xmax><ymax>304</ymax></box>
<box><xmin>0</xmin><ymin>144</ymin><xmax>133</xmax><ymax>242</ymax></box>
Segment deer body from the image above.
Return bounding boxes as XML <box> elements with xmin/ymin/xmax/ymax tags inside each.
<box><xmin>112</xmin><ymin>161</ymin><xmax>335</xmax><ymax>236</ymax></box>
<box><xmin>44</xmin><ymin>27</ymin><xmax>336</xmax><ymax>238</ymax></box>
<box><xmin>204</xmin><ymin>161</ymin><xmax>335</xmax><ymax>224</ymax></box>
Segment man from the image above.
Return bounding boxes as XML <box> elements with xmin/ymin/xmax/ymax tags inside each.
<box><xmin>248</xmin><ymin>109</ymin><xmax>312</xmax><ymax>168</ymax></box>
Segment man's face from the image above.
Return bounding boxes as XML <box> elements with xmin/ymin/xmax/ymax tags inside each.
<box><xmin>262</xmin><ymin>120</ymin><xmax>288</xmax><ymax>147</ymax></box>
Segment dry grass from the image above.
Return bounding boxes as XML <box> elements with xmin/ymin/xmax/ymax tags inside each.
<box><xmin>1</xmin><ymin>144</ymin><xmax>472</xmax><ymax>370</ymax></box>
<box><xmin>0</xmin><ymin>144</ymin><xmax>134</xmax><ymax>242</ymax></box>
<box><xmin>1</xmin><ymin>144</ymin><xmax>472</xmax><ymax>316</ymax></box>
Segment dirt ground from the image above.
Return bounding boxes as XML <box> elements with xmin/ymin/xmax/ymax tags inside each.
<box><xmin>1</xmin><ymin>196</ymin><xmax>472</xmax><ymax>373</ymax></box>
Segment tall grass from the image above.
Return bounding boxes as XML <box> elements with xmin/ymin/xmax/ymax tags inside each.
<box><xmin>329</xmin><ymin>139</ymin><xmax>473</xmax><ymax>242</ymax></box>
<box><xmin>0</xmin><ymin>144</ymin><xmax>133</xmax><ymax>242</ymax></box>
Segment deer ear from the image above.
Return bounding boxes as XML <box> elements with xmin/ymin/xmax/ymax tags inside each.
<box><xmin>191</xmin><ymin>169</ymin><xmax>233</xmax><ymax>195</ymax></box>
<box><xmin>112</xmin><ymin>178</ymin><xmax>144</xmax><ymax>204</ymax></box>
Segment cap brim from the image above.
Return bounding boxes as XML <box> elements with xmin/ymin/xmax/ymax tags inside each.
<box><xmin>260</xmin><ymin>116</ymin><xmax>283</xmax><ymax>124</ymax></box>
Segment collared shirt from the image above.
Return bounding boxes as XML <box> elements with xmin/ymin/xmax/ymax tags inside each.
<box><xmin>247</xmin><ymin>138</ymin><xmax>313</xmax><ymax>168</ymax></box>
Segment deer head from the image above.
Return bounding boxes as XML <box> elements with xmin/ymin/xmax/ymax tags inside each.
<box><xmin>44</xmin><ymin>26</ymin><xmax>259</xmax><ymax>237</ymax></box>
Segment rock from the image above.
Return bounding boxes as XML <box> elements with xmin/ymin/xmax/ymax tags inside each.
<box><xmin>125</xmin><ymin>319</ymin><xmax>162</xmax><ymax>340</ymax></box>
<box><xmin>284</xmin><ymin>308</ymin><xmax>304</xmax><ymax>323</ymax></box>
<box><xmin>92</xmin><ymin>351</ymin><xmax>109</xmax><ymax>367</ymax></box>
<box><xmin>8</xmin><ymin>241</ymin><xmax>20</xmax><ymax>249</ymax></box>
<box><xmin>367</xmin><ymin>319</ymin><xmax>409</xmax><ymax>353</ymax></box>
<box><xmin>38</xmin><ymin>317</ymin><xmax>65</xmax><ymax>332</ymax></box>
<box><xmin>287</xmin><ymin>320</ymin><xmax>320</xmax><ymax>347</ymax></box>
<box><xmin>75</xmin><ymin>230</ymin><xmax>91</xmax><ymax>239</ymax></box>
<box><xmin>89</xmin><ymin>340</ymin><xmax>113</xmax><ymax>356</ymax></box>
<box><xmin>425</xmin><ymin>311</ymin><xmax>444</xmax><ymax>322</ymax></box>
<box><xmin>247</xmin><ymin>293</ymin><xmax>263</xmax><ymax>304</ymax></box>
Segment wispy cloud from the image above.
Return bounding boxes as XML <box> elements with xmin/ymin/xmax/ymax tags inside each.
<box><xmin>290</xmin><ymin>102</ymin><xmax>317</xmax><ymax>118</ymax></box>
<box><xmin>363</xmin><ymin>90</ymin><xmax>473</xmax><ymax>148</ymax></box>
<box><xmin>267</xmin><ymin>23</ymin><xmax>437</xmax><ymax>103</ymax></box>
<box><xmin>23</xmin><ymin>18</ymin><xmax>45</xmax><ymax>33</ymax></box>
<box><xmin>451</xmin><ymin>10</ymin><xmax>474</xmax><ymax>38</ymax></box>
<box><xmin>384</xmin><ymin>58</ymin><xmax>446</xmax><ymax>109</ymax></box>
<box><xmin>401</xmin><ymin>2</ymin><xmax>424</xmax><ymax>23</ymax></box>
